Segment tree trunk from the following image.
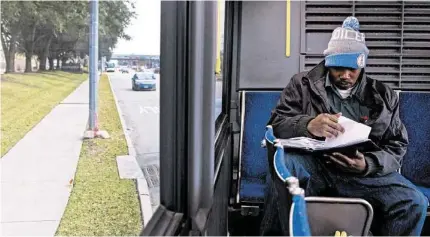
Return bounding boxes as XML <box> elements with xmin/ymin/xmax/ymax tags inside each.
<box><xmin>62</xmin><ymin>57</ymin><xmax>67</xmax><ymax>68</ymax></box>
<box><xmin>5</xmin><ymin>50</ymin><xmax>16</xmax><ymax>73</ymax></box>
<box><xmin>23</xmin><ymin>23</ymin><xmax>37</xmax><ymax>72</ymax></box>
<box><xmin>25</xmin><ymin>52</ymin><xmax>32</xmax><ymax>72</ymax></box>
<box><xmin>56</xmin><ymin>57</ymin><xmax>60</xmax><ymax>69</ymax></box>
<box><xmin>48</xmin><ymin>57</ymin><xmax>54</xmax><ymax>70</ymax></box>
<box><xmin>2</xmin><ymin>33</ymin><xmax>17</xmax><ymax>73</ymax></box>
<box><xmin>41</xmin><ymin>36</ymin><xmax>53</xmax><ymax>71</ymax></box>
<box><xmin>39</xmin><ymin>54</ymin><xmax>46</xmax><ymax>71</ymax></box>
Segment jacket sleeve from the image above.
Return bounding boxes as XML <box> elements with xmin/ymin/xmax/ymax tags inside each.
<box><xmin>268</xmin><ymin>76</ymin><xmax>315</xmax><ymax>139</ymax></box>
<box><xmin>363</xmin><ymin>93</ymin><xmax>409</xmax><ymax>176</ymax></box>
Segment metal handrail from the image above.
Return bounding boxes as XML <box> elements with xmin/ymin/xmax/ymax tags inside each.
<box><xmin>266</xmin><ymin>125</ymin><xmax>311</xmax><ymax>236</ymax></box>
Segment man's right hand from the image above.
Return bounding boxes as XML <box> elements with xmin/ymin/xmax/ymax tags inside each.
<box><xmin>307</xmin><ymin>113</ymin><xmax>345</xmax><ymax>138</ymax></box>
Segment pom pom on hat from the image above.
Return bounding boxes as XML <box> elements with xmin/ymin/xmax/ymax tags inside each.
<box><xmin>342</xmin><ymin>16</ymin><xmax>360</xmax><ymax>31</ymax></box>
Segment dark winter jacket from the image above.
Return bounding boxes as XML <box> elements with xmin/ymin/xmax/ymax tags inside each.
<box><xmin>268</xmin><ymin>61</ymin><xmax>409</xmax><ymax>177</ymax></box>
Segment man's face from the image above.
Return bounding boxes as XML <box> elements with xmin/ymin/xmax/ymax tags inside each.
<box><xmin>328</xmin><ymin>67</ymin><xmax>362</xmax><ymax>90</ymax></box>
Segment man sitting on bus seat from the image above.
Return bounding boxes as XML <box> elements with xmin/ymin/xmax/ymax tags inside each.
<box><xmin>260</xmin><ymin>16</ymin><xmax>428</xmax><ymax>236</ymax></box>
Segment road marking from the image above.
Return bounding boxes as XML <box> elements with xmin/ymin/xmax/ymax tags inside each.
<box><xmin>140</xmin><ymin>106</ymin><xmax>159</xmax><ymax>114</ymax></box>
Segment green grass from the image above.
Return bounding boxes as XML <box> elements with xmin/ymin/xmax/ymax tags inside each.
<box><xmin>1</xmin><ymin>71</ymin><xmax>87</xmax><ymax>157</ymax></box>
<box><xmin>56</xmin><ymin>74</ymin><xmax>142</xmax><ymax>236</ymax></box>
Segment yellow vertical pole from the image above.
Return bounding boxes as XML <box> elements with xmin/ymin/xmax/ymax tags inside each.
<box><xmin>215</xmin><ymin>0</ymin><xmax>222</xmax><ymax>76</ymax></box>
<box><xmin>286</xmin><ymin>0</ymin><xmax>291</xmax><ymax>57</ymax></box>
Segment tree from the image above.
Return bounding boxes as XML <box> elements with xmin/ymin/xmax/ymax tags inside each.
<box><xmin>76</xmin><ymin>1</ymin><xmax>135</xmax><ymax>61</ymax></box>
<box><xmin>21</xmin><ymin>1</ymin><xmax>86</xmax><ymax>71</ymax></box>
<box><xmin>46</xmin><ymin>1</ymin><xmax>89</xmax><ymax>70</ymax></box>
<box><xmin>1</xmin><ymin>2</ymin><xmax>22</xmax><ymax>73</ymax></box>
<box><xmin>17</xmin><ymin>1</ymin><xmax>48</xmax><ymax>72</ymax></box>
<box><xmin>1</xmin><ymin>0</ymin><xmax>135</xmax><ymax>73</ymax></box>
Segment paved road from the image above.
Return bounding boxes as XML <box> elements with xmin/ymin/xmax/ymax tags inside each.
<box><xmin>109</xmin><ymin>71</ymin><xmax>223</xmax><ymax>211</ymax></box>
<box><xmin>109</xmin><ymin>71</ymin><xmax>161</xmax><ymax>210</ymax></box>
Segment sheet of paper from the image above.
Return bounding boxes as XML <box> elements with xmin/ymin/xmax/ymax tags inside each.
<box><xmin>280</xmin><ymin>137</ymin><xmax>326</xmax><ymax>150</ymax></box>
<box><xmin>324</xmin><ymin>116</ymin><xmax>371</xmax><ymax>148</ymax></box>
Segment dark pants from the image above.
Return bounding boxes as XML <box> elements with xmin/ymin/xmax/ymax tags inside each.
<box><xmin>260</xmin><ymin>151</ymin><xmax>428</xmax><ymax>236</ymax></box>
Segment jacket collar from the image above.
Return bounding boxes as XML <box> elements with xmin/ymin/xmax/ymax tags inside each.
<box><xmin>303</xmin><ymin>60</ymin><xmax>385</xmax><ymax>126</ymax></box>
<box><xmin>304</xmin><ymin>60</ymin><xmax>370</xmax><ymax>102</ymax></box>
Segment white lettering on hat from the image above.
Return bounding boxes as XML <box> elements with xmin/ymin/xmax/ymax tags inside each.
<box><xmin>356</xmin><ymin>32</ymin><xmax>365</xmax><ymax>41</ymax></box>
<box><xmin>332</xmin><ymin>29</ymin><xmax>341</xmax><ymax>40</ymax></box>
<box><xmin>331</xmin><ymin>28</ymin><xmax>365</xmax><ymax>42</ymax></box>
<box><xmin>345</xmin><ymin>30</ymin><xmax>356</xmax><ymax>40</ymax></box>
<box><xmin>357</xmin><ymin>53</ymin><xmax>366</xmax><ymax>68</ymax></box>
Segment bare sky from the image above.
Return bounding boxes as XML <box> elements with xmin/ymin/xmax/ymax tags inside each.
<box><xmin>114</xmin><ymin>0</ymin><xmax>161</xmax><ymax>55</ymax></box>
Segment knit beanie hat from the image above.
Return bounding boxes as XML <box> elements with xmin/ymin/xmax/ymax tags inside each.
<box><xmin>324</xmin><ymin>16</ymin><xmax>369</xmax><ymax>69</ymax></box>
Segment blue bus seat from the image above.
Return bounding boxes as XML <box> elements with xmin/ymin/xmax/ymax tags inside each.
<box><xmin>399</xmin><ymin>92</ymin><xmax>430</xmax><ymax>205</ymax></box>
<box><xmin>238</xmin><ymin>91</ymin><xmax>281</xmax><ymax>203</ymax></box>
<box><xmin>237</xmin><ymin>90</ymin><xmax>430</xmax><ymax>216</ymax></box>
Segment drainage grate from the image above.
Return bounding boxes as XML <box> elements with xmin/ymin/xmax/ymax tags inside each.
<box><xmin>148</xmin><ymin>176</ymin><xmax>160</xmax><ymax>187</ymax></box>
<box><xmin>142</xmin><ymin>164</ymin><xmax>160</xmax><ymax>188</ymax></box>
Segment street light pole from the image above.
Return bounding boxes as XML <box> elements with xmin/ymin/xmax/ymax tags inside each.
<box><xmin>85</xmin><ymin>0</ymin><xmax>108</xmax><ymax>139</ymax></box>
<box><xmin>89</xmin><ymin>0</ymin><xmax>99</xmax><ymax>131</ymax></box>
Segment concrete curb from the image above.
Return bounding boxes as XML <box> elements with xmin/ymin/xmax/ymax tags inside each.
<box><xmin>106</xmin><ymin>73</ymin><xmax>153</xmax><ymax>227</ymax></box>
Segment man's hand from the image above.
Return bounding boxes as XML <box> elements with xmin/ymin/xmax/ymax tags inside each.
<box><xmin>324</xmin><ymin>150</ymin><xmax>367</xmax><ymax>174</ymax></box>
<box><xmin>307</xmin><ymin>113</ymin><xmax>345</xmax><ymax>138</ymax></box>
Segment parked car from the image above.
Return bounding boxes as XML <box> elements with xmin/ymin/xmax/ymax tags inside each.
<box><xmin>132</xmin><ymin>72</ymin><xmax>157</xmax><ymax>91</ymax></box>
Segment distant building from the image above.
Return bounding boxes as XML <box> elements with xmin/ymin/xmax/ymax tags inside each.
<box><xmin>110</xmin><ymin>54</ymin><xmax>160</xmax><ymax>69</ymax></box>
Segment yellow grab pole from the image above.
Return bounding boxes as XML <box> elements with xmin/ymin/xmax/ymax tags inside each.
<box><xmin>285</xmin><ymin>0</ymin><xmax>291</xmax><ymax>57</ymax></box>
<box><xmin>215</xmin><ymin>0</ymin><xmax>222</xmax><ymax>76</ymax></box>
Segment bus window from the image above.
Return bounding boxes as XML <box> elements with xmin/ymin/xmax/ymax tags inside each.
<box><xmin>215</xmin><ymin>0</ymin><xmax>225</xmax><ymax>121</ymax></box>
<box><xmin>145</xmin><ymin>0</ymin><xmax>430</xmax><ymax>236</ymax></box>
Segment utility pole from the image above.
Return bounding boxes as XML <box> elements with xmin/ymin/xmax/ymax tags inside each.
<box><xmin>85</xmin><ymin>0</ymin><xmax>109</xmax><ymax>139</ymax></box>
<box><xmin>89</xmin><ymin>0</ymin><xmax>98</xmax><ymax>131</ymax></box>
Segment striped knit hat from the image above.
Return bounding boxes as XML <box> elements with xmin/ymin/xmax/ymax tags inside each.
<box><xmin>323</xmin><ymin>16</ymin><xmax>369</xmax><ymax>69</ymax></box>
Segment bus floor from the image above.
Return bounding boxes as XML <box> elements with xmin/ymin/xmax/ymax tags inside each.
<box><xmin>228</xmin><ymin>211</ymin><xmax>265</xmax><ymax>236</ymax></box>
<box><xmin>423</xmin><ymin>217</ymin><xmax>430</xmax><ymax>236</ymax></box>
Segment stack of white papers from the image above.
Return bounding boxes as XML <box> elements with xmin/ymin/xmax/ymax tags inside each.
<box><xmin>279</xmin><ymin>116</ymin><xmax>372</xmax><ymax>151</ymax></box>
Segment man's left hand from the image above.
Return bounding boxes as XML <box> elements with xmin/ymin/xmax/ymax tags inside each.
<box><xmin>324</xmin><ymin>150</ymin><xmax>367</xmax><ymax>174</ymax></box>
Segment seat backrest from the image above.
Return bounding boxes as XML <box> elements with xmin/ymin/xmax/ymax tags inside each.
<box><xmin>399</xmin><ymin>92</ymin><xmax>430</xmax><ymax>187</ymax></box>
<box><xmin>272</xmin><ymin>137</ymin><xmax>374</xmax><ymax>236</ymax></box>
<box><xmin>303</xmin><ymin>197</ymin><xmax>373</xmax><ymax>236</ymax></box>
<box><xmin>238</xmin><ymin>91</ymin><xmax>281</xmax><ymax>203</ymax></box>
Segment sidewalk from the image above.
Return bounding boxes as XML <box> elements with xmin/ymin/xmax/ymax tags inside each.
<box><xmin>1</xmin><ymin>80</ymin><xmax>89</xmax><ymax>236</ymax></box>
